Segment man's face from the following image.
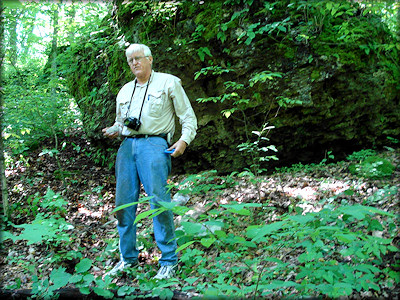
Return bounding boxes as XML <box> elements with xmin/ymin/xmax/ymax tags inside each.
<box><xmin>127</xmin><ymin>51</ymin><xmax>153</xmax><ymax>80</ymax></box>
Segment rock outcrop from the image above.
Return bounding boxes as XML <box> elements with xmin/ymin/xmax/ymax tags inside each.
<box><xmin>63</xmin><ymin>0</ymin><xmax>400</xmax><ymax>174</ymax></box>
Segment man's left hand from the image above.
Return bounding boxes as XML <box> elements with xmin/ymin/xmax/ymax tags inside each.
<box><xmin>168</xmin><ymin>140</ymin><xmax>187</xmax><ymax>158</ymax></box>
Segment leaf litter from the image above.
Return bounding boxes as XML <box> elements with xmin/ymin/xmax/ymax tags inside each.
<box><xmin>1</xmin><ymin>130</ymin><xmax>399</xmax><ymax>298</ymax></box>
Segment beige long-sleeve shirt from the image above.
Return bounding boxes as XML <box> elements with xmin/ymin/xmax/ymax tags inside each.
<box><xmin>112</xmin><ymin>71</ymin><xmax>197</xmax><ymax>145</ymax></box>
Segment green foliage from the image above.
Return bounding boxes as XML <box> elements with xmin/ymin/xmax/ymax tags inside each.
<box><xmin>194</xmin><ymin>65</ymin><xmax>231</xmax><ymax>80</ymax></box>
<box><xmin>2</xmin><ymin>0</ymin><xmax>399</xmax><ymax>297</ymax></box>
<box><xmin>238</xmin><ymin>124</ymin><xmax>278</xmax><ymax>175</ymax></box>
<box><xmin>59</xmin><ymin>40</ymin><xmax>122</xmax><ymax>135</ymax></box>
<box><xmin>291</xmin><ymin>0</ymin><xmax>399</xmax><ymax>69</ymax></box>
<box><xmin>7</xmin><ymin>187</ymin><xmax>68</xmax><ymax>223</ymax></box>
<box><xmin>387</xmin><ymin>136</ymin><xmax>399</xmax><ymax>144</ymax></box>
<box><xmin>276</xmin><ymin>96</ymin><xmax>304</xmax><ymax>108</ymax></box>
<box><xmin>249</xmin><ymin>71</ymin><xmax>283</xmax><ymax>87</ymax></box>
<box><xmin>3</xmin><ymin>154</ymin><xmax>399</xmax><ymax>299</ymax></box>
<box><xmin>10</xmin><ymin>214</ymin><xmax>71</xmax><ymax>245</ymax></box>
<box><xmin>1</xmin><ymin>1</ymin><xmax>112</xmax><ymax>167</ymax></box>
<box><xmin>2</xmin><ymin>67</ymin><xmax>80</xmax><ymax>155</ymax></box>
<box><xmin>31</xmin><ymin>267</ymin><xmax>72</xmax><ymax>299</ymax></box>
<box><xmin>194</xmin><ymin>62</ymin><xmax>293</xmax><ymax>177</ymax></box>
<box><xmin>169</xmin><ymin>170</ymin><xmax>238</xmax><ymax>196</ymax></box>
<box><xmin>275</xmin><ymin>150</ymin><xmax>335</xmax><ymax>174</ymax></box>
<box><xmin>3</xmin><ymin>189</ymin><xmax>72</xmax><ymax>245</ymax></box>
<box><xmin>131</xmin><ymin>174</ymin><xmax>399</xmax><ymax>299</ymax></box>
<box><xmin>120</xmin><ymin>1</ymin><xmax>182</xmax><ymax>42</ymax></box>
<box><xmin>197</xmin><ymin>47</ymin><xmax>213</xmax><ymax>62</ymax></box>
<box><xmin>237</xmin><ymin>16</ymin><xmax>292</xmax><ymax>45</ymax></box>
<box><xmin>51</xmin><ymin>0</ymin><xmax>400</xmax><ymax>175</ymax></box>
<box><xmin>30</xmin><ymin>256</ymin><xmax>116</xmax><ymax>299</ymax></box>
<box><xmin>69</xmin><ymin>258</ymin><xmax>113</xmax><ymax>298</ymax></box>
<box><xmin>347</xmin><ymin>149</ymin><xmax>378</xmax><ymax>162</ymax></box>
<box><xmin>363</xmin><ymin>185</ymin><xmax>398</xmax><ymax>206</ymax></box>
<box><xmin>40</xmin><ymin>188</ymin><xmax>69</xmax><ymax>214</ymax></box>
<box><xmin>349</xmin><ymin>156</ymin><xmax>396</xmax><ymax>179</ymax></box>
<box><xmin>194</xmin><ymin>65</ymin><xmax>285</xmax><ymax>173</ymax></box>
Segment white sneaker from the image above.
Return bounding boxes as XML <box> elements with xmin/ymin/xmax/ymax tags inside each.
<box><xmin>153</xmin><ymin>264</ymin><xmax>177</xmax><ymax>280</ymax></box>
<box><xmin>105</xmin><ymin>260</ymin><xmax>137</xmax><ymax>277</ymax></box>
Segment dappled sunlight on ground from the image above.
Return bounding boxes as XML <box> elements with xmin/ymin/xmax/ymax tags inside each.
<box><xmin>283</xmin><ymin>186</ymin><xmax>318</xmax><ymax>201</ymax></box>
<box><xmin>77</xmin><ymin>203</ymin><xmax>111</xmax><ymax>219</ymax></box>
<box><xmin>2</xmin><ymin>131</ymin><xmax>399</xmax><ymax>299</ymax></box>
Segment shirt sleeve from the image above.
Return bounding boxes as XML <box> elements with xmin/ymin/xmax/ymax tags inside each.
<box><xmin>169</xmin><ymin>77</ymin><xmax>197</xmax><ymax>145</ymax></box>
<box><xmin>112</xmin><ymin>83</ymin><xmax>132</xmax><ymax>135</ymax></box>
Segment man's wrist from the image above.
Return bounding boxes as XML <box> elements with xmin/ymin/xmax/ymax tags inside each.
<box><xmin>179</xmin><ymin>138</ymin><xmax>189</xmax><ymax>146</ymax></box>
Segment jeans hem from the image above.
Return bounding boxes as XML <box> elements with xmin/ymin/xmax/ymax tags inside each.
<box><xmin>122</xmin><ymin>259</ymin><xmax>138</xmax><ymax>265</ymax></box>
<box><xmin>159</xmin><ymin>262</ymin><xmax>178</xmax><ymax>267</ymax></box>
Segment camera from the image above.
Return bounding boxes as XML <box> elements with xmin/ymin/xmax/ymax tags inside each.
<box><xmin>124</xmin><ymin>117</ymin><xmax>141</xmax><ymax>131</ymax></box>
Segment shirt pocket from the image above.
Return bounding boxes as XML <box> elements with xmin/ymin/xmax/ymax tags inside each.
<box><xmin>147</xmin><ymin>90</ymin><xmax>165</xmax><ymax>117</ymax></box>
<box><xmin>119</xmin><ymin>101</ymin><xmax>130</xmax><ymax>118</ymax></box>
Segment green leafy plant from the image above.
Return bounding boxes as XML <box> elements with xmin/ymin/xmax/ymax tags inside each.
<box><xmin>125</xmin><ymin>164</ymin><xmax>399</xmax><ymax>298</ymax></box>
<box><xmin>31</xmin><ymin>266</ymin><xmax>80</xmax><ymax>299</ymax></box>
<box><xmin>238</xmin><ymin>124</ymin><xmax>278</xmax><ymax>175</ymax></box>
<box><xmin>347</xmin><ymin>149</ymin><xmax>377</xmax><ymax>162</ymax></box>
<box><xmin>349</xmin><ymin>156</ymin><xmax>395</xmax><ymax>179</ymax></box>
<box><xmin>249</xmin><ymin>71</ymin><xmax>283</xmax><ymax>87</ymax></box>
<box><xmin>276</xmin><ymin>96</ymin><xmax>304</xmax><ymax>108</ymax></box>
<box><xmin>363</xmin><ymin>185</ymin><xmax>398</xmax><ymax>206</ymax></box>
<box><xmin>194</xmin><ymin>65</ymin><xmax>231</xmax><ymax>80</ymax></box>
<box><xmin>7</xmin><ymin>163</ymin><xmax>398</xmax><ymax>299</ymax></box>
<box><xmin>3</xmin><ymin>189</ymin><xmax>72</xmax><ymax>246</ymax></box>
<box><xmin>195</xmin><ymin>65</ymin><xmax>284</xmax><ymax>177</ymax></box>
<box><xmin>275</xmin><ymin>150</ymin><xmax>335</xmax><ymax>174</ymax></box>
<box><xmin>237</xmin><ymin>124</ymin><xmax>278</xmax><ymax>200</ymax></box>
<box><xmin>135</xmin><ymin>188</ymin><xmax>399</xmax><ymax>299</ymax></box>
<box><xmin>197</xmin><ymin>46</ymin><xmax>213</xmax><ymax>62</ymax></box>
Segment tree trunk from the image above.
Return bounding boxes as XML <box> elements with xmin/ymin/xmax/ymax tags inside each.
<box><xmin>50</xmin><ymin>4</ymin><xmax>59</xmax><ymax>93</ymax></box>
<box><xmin>0</xmin><ymin>9</ymin><xmax>9</xmax><ymax>218</ymax></box>
<box><xmin>397</xmin><ymin>1</ymin><xmax>400</xmax><ymax>41</ymax></box>
<box><xmin>48</xmin><ymin>4</ymin><xmax>67</xmax><ymax>188</ymax></box>
<box><xmin>66</xmin><ymin>2</ymin><xmax>76</xmax><ymax>45</ymax></box>
<box><xmin>6</xmin><ymin>8</ymin><xmax>22</xmax><ymax>75</ymax></box>
<box><xmin>0</xmin><ymin>104</ymin><xmax>8</xmax><ymax>219</ymax></box>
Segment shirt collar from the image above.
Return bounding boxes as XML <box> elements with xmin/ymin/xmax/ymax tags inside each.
<box><xmin>136</xmin><ymin>70</ymin><xmax>154</xmax><ymax>87</ymax></box>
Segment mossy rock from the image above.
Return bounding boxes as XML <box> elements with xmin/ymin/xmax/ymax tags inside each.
<box><xmin>61</xmin><ymin>1</ymin><xmax>400</xmax><ymax>174</ymax></box>
<box><xmin>349</xmin><ymin>156</ymin><xmax>396</xmax><ymax>179</ymax></box>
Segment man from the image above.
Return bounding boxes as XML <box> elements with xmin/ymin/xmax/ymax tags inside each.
<box><xmin>102</xmin><ymin>43</ymin><xmax>197</xmax><ymax>280</ymax></box>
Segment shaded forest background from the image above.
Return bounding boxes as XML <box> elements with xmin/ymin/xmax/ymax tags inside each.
<box><xmin>61</xmin><ymin>0</ymin><xmax>400</xmax><ymax>174</ymax></box>
<box><xmin>1</xmin><ymin>0</ymin><xmax>399</xmax><ymax>174</ymax></box>
<box><xmin>1</xmin><ymin>0</ymin><xmax>399</xmax><ymax>299</ymax></box>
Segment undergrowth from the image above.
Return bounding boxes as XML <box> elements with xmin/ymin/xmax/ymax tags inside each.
<box><xmin>1</xmin><ymin>148</ymin><xmax>399</xmax><ymax>299</ymax></box>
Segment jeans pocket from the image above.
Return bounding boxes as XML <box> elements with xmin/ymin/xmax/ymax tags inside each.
<box><xmin>148</xmin><ymin>136</ymin><xmax>167</xmax><ymax>150</ymax></box>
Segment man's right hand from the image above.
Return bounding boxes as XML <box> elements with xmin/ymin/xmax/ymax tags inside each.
<box><xmin>102</xmin><ymin>127</ymin><xmax>119</xmax><ymax>139</ymax></box>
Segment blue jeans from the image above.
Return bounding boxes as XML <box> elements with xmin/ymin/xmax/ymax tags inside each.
<box><xmin>115</xmin><ymin>136</ymin><xmax>177</xmax><ymax>266</ymax></box>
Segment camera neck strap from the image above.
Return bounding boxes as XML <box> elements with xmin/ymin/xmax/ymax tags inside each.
<box><xmin>126</xmin><ymin>78</ymin><xmax>150</xmax><ymax>121</ymax></box>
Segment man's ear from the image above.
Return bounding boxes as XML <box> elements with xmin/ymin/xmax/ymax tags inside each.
<box><xmin>148</xmin><ymin>56</ymin><xmax>153</xmax><ymax>65</ymax></box>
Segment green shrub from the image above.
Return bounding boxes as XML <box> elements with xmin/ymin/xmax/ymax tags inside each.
<box><xmin>349</xmin><ymin>156</ymin><xmax>395</xmax><ymax>179</ymax></box>
<box><xmin>131</xmin><ymin>175</ymin><xmax>399</xmax><ymax>299</ymax></box>
<box><xmin>347</xmin><ymin>149</ymin><xmax>377</xmax><ymax>162</ymax></box>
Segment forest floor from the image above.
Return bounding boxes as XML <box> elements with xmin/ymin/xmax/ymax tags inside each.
<box><xmin>1</xmin><ymin>130</ymin><xmax>399</xmax><ymax>299</ymax></box>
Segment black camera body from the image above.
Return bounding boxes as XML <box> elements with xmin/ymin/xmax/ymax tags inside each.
<box><xmin>124</xmin><ymin>117</ymin><xmax>141</xmax><ymax>131</ymax></box>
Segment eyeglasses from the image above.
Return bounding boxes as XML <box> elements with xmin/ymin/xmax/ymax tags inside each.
<box><xmin>128</xmin><ymin>56</ymin><xmax>149</xmax><ymax>64</ymax></box>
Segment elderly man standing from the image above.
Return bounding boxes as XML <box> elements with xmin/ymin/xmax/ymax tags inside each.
<box><xmin>102</xmin><ymin>43</ymin><xmax>197</xmax><ymax>279</ymax></box>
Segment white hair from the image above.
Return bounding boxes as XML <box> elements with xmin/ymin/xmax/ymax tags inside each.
<box><xmin>125</xmin><ymin>44</ymin><xmax>152</xmax><ymax>58</ymax></box>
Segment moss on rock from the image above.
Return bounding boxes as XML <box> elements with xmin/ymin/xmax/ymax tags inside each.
<box><xmin>61</xmin><ymin>0</ymin><xmax>400</xmax><ymax>174</ymax></box>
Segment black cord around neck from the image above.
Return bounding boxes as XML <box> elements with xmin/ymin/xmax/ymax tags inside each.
<box><xmin>126</xmin><ymin>78</ymin><xmax>150</xmax><ymax>121</ymax></box>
